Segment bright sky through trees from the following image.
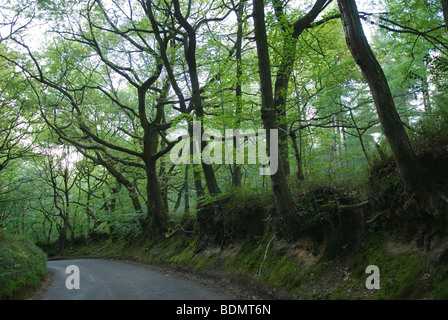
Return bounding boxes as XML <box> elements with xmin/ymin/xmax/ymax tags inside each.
<box><xmin>0</xmin><ymin>0</ymin><xmax>446</xmax><ymax>242</ymax></box>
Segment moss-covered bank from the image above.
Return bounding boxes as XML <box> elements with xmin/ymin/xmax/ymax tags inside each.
<box><xmin>51</xmin><ymin>229</ymin><xmax>448</xmax><ymax>300</ymax></box>
<box><xmin>0</xmin><ymin>231</ymin><xmax>47</xmax><ymax>300</ymax></box>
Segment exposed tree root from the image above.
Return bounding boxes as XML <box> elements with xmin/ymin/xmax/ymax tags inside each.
<box><xmin>436</xmin><ymin>190</ymin><xmax>448</xmax><ymax>205</ymax></box>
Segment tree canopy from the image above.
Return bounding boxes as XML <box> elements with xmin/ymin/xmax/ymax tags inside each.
<box><xmin>0</xmin><ymin>0</ymin><xmax>447</xmax><ymax>243</ymax></box>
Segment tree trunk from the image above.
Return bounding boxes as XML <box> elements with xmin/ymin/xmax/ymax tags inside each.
<box><xmin>337</xmin><ymin>0</ymin><xmax>425</xmax><ymax>191</ymax></box>
<box><xmin>144</xmin><ymin>159</ymin><xmax>167</xmax><ymax>237</ymax></box>
<box><xmin>272</xmin><ymin>0</ymin><xmax>331</xmax><ymax>177</ymax></box>
<box><xmin>188</xmin><ymin>121</ymin><xmax>205</xmax><ymax>198</ymax></box>
<box><xmin>184</xmin><ymin>164</ymin><xmax>190</xmax><ymax>215</ymax></box>
<box><xmin>158</xmin><ymin>118</ymin><xmax>170</xmax><ymax>211</ymax></box>
<box><xmin>100</xmin><ymin>186</ymin><xmax>118</xmax><ymax>238</ymax></box>
<box><xmin>273</xmin><ymin>32</ymin><xmax>296</xmax><ymax>177</ymax></box>
<box><xmin>96</xmin><ymin>152</ymin><xmax>142</xmax><ymax>213</ymax></box>
<box><xmin>442</xmin><ymin>0</ymin><xmax>448</xmax><ymax>33</ymax></box>
<box><xmin>173</xmin><ymin>189</ymin><xmax>183</xmax><ymax>213</ymax></box>
<box><xmin>173</xmin><ymin>0</ymin><xmax>221</xmax><ymax>195</ymax></box>
<box><xmin>139</xmin><ymin>119</ymin><xmax>168</xmax><ymax>238</ymax></box>
<box><xmin>57</xmin><ymin>224</ymin><xmax>67</xmax><ymax>252</ymax></box>
<box><xmin>232</xmin><ymin>0</ymin><xmax>246</xmax><ymax>188</ymax></box>
<box><xmin>253</xmin><ymin>0</ymin><xmax>299</xmax><ymax>238</ymax></box>
<box><xmin>348</xmin><ymin>109</ymin><xmax>372</xmax><ymax>167</ymax></box>
<box><xmin>231</xmin><ymin>164</ymin><xmax>242</xmax><ymax>188</ymax></box>
<box><xmin>421</xmin><ymin>56</ymin><xmax>432</xmax><ymax>113</ymax></box>
<box><xmin>290</xmin><ymin>130</ymin><xmax>305</xmax><ymax>180</ymax></box>
<box><xmin>137</xmin><ymin>74</ymin><xmax>171</xmax><ymax>238</ymax></box>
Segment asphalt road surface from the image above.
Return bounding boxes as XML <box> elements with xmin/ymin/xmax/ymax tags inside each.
<box><xmin>40</xmin><ymin>259</ymin><xmax>235</xmax><ymax>300</ymax></box>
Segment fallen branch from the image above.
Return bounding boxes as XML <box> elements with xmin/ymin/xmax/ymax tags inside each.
<box><xmin>257</xmin><ymin>235</ymin><xmax>276</xmax><ymax>278</ymax></box>
<box><xmin>367</xmin><ymin>211</ymin><xmax>383</xmax><ymax>225</ymax></box>
<box><xmin>339</xmin><ymin>201</ymin><xmax>369</xmax><ymax>211</ymax></box>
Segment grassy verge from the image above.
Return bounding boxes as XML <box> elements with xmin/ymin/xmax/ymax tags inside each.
<box><xmin>52</xmin><ymin>230</ymin><xmax>447</xmax><ymax>300</ymax></box>
<box><xmin>0</xmin><ymin>231</ymin><xmax>48</xmax><ymax>300</ymax></box>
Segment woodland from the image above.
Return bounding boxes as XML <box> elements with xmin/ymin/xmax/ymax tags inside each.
<box><xmin>1</xmin><ymin>0</ymin><xmax>448</xmax><ymax>298</ymax></box>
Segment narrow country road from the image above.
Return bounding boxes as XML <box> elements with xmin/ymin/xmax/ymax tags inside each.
<box><xmin>40</xmin><ymin>259</ymin><xmax>235</xmax><ymax>300</ymax></box>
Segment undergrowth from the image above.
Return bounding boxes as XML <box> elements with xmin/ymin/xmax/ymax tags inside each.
<box><xmin>34</xmin><ymin>115</ymin><xmax>448</xmax><ymax>300</ymax></box>
<box><xmin>0</xmin><ymin>230</ymin><xmax>47</xmax><ymax>299</ymax></box>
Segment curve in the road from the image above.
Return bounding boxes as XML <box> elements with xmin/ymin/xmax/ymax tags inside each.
<box><xmin>41</xmin><ymin>259</ymin><xmax>235</xmax><ymax>300</ymax></box>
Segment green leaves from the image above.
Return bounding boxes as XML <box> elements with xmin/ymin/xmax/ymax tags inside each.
<box><xmin>0</xmin><ymin>0</ymin><xmax>446</xmax><ymax>244</ymax></box>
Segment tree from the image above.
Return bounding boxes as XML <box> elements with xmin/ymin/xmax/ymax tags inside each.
<box><xmin>0</xmin><ymin>54</ymin><xmax>34</xmax><ymax>174</ymax></box>
<box><xmin>36</xmin><ymin>146</ymin><xmax>78</xmax><ymax>248</ymax></box>
<box><xmin>442</xmin><ymin>0</ymin><xmax>448</xmax><ymax>33</ymax></box>
<box><xmin>143</xmin><ymin>0</ymin><xmax>229</xmax><ymax>195</ymax></box>
<box><xmin>0</xmin><ymin>0</ymin><xmax>446</xmax><ymax>246</ymax></box>
<box><xmin>230</xmin><ymin>0</ymin><xmax>246</xmax><ymax>188</ymax></box>
<box><xmin>0</xmin><ymin>0</ymin><xmax>179</xmax><ymax>238</ymax></box>
<box><xmin>253</xmin><ymin>0</ymin><xmax>299</xmax><ymax>238</ymax></box>
<box><xmin>271</xmin><ymin>0</ymin><xmax>334</xmax><ymax>176</ymax></box>
<box><xmin>337</xmin><ymin>0</ymin><xmax>426</xmax><ymax>191</ymax></box>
